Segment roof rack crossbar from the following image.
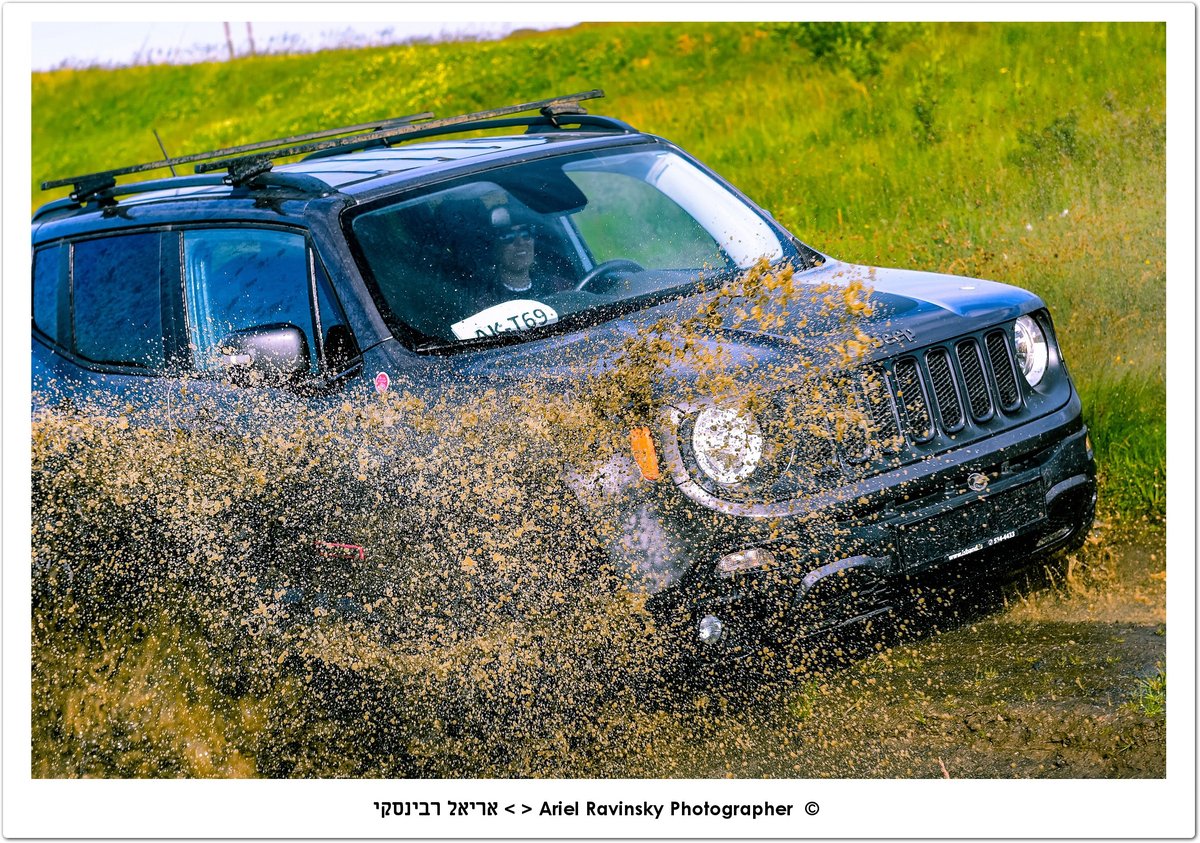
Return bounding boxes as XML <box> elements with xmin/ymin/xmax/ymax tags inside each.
<box><xmin>197</xmin><ymin>90</ymin><xmax>606</xmax><ymax>178</ymax></box>
<box><xmin>302</xmin><ymin>112</ymin><xmax>635</xmax><ymax>161</ymax></box>
<box><xmin>41</xmin><ymin>111</ymin><xmax>434</xmax><ymax>192</ymax></box>
<box><xmin>31</xmin><ymin>174</ymin><xmax>234</xmax><ymax>221</ymax></box>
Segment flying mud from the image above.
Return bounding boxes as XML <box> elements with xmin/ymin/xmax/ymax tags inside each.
<box><xmin>30</xmin><ymin>263</ymin><xmax>1158</xmax><ymax>777</ymax></box>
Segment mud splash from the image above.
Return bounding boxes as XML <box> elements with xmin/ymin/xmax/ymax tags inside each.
<box><xmin>32</xmin><ymin>386</ymin><xmax>658</xmax><ymax>777</ymax></box>
<box><xmin>31</xmin><ymin>260</ymin><xmax>1128</xmax><ymax>778</ymax></box>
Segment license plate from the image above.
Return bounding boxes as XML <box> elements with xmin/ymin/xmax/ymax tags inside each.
<box><xmin>898</xmin><ymin>481</ymin><xmax>1046</xmax><ymax>569</ymax></box>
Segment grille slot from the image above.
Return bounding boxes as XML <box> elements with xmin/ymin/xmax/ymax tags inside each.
<box><xmin>956</xmin><ymin>338</ymin><xmax>994</xmax><ymax>421</ymax></box>
<box><xmin>824</xmin><ymin>376</ymin><xmax>871</xmax><ymax>464</ymax></box>
<box><xmin>986</xmin><ymin>330</ymin><xmax>1022</xmax><ymax>411</ymax></box>
<box><xmin>925</xmin><ymin>348</ymin><xmax>965</xmax><ymax>432</ymax></box>
<box><xmin>787</xmin><ymin>383</ymin><xmax>855</xmax><ymax>475</ymax></box>
<box><xmin>893</xmin><ymin>357</ymin><xmax>934</xmax><ymax>442</ymax></box>
<box><xmin>860</xmin><ymin>366</ymin><xmax>902</xmax><ymax>453</ymax></box>
<box><xmin>794</xmin><ymin>424</ymin><xmax>840</xmax><ymax>478</ymax></box>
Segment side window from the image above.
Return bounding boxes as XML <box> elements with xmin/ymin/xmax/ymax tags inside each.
<box><xmin>32</xmin><ymin>246</ymin><xmax>61</xmax><ymax>344</ymax></box>
<box><xmin>182</xmin><ymin>229</ymin><xmax>317</xmax><ymax>374</ymax></box>
<box><xmin>72</xmin><ymin>233</ymin><xmax>164</xmax><ymax>369</ymax></box>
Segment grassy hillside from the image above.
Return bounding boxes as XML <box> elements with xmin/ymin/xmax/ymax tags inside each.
<box><xmin>31</xmin><ymin>21</ymin><xmax>1166</xmax><ymax>519</ymax></box>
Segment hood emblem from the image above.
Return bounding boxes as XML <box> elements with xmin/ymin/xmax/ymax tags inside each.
<box><xmin>872</xmin><ymin>328</ymin><xmax>917</xmax><ymax>347</ymax></box>
<box><xmin>968</xmin><ymin>473</ymin><xmax>989</xmax><ymax>492</ymax></box>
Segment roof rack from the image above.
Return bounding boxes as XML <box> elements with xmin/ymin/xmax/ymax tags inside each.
<box><xmin>40</xmin><ymin>111</ymin><xmax>435</xmax><ymax>201</ymax></box>
<box><xmin>193</xmin><ymin>90</ymin><xmax>611</xmax><ymax>183</ymax></box>
<box><xmin>302</xmin><ymin>112</ymin><xmax>636</xmax><ymax>161</ymax></box>
<box><xmin>30</xmin><ymin>171</ymin><xmax>345</xmax><ymax>223</ymax></box>
<box><xmin>39</xmin><ymin>90</ymin><xmax>616</xmax><ymax>208</ymax></box>
<box><xmin>31</xmin><ymin>175</ymin><xmax>230</xmax><ymax>222</ymax></box>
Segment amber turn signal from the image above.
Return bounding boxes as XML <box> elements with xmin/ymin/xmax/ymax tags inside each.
<box><xmin>629</xmin><ymin>426</ymin><xmax>661</xmax><ymax>481</ymax></box>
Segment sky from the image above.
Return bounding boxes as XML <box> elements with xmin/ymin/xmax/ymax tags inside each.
<box><xmin>31</xmin><ymin>21</ymin><xmax>578</xmax><ymax>71</ymax></box>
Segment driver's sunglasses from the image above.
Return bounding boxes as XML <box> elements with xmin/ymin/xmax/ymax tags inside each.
<box><xmin>499</xmin><ymin>225</ymin><xmax>534</xmax><ymax>244</ymax></box>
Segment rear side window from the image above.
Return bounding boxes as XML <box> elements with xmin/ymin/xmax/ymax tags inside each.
<box><xmin>32</xmin><ymin>246</ymin><xmax>61</xmax><ymax>343</ymax></box>
<box><xmin>72</xmin><ymin>233</ymin><xmax>164</xmax><ymax>369</ymax></box>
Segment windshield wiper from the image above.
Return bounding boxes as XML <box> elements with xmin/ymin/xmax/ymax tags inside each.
<box><xmin>414</xmin><ymin>321</ymin><xmax>566</xmax><ymax>354</ymax></box>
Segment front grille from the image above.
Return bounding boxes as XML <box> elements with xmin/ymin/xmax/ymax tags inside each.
<box><xmin>824</xmin><ymin>323</ymin><xmax>1029</xmax><ymax>467</ymax></box>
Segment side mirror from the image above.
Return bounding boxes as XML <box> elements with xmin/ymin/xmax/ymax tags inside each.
<box><xmin>216</xmin><ymin>323</ymin><xmax>310</xmax><ymax>386</ymax></box>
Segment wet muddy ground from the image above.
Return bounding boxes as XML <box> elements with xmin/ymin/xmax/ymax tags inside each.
<box><xmin>601</xmin><ymin>524</ymin><xmax>1166</xmax><ymax>779</ymax></box>
<box><xmin>30</xmin><ymin>513</ymin><xmax>1161</xmax><ymax>787</ymax></box>
<box><xmin>32</xmin><ymin>523</ymin><xmax>1164</xmax><ymax>778</ymax></box>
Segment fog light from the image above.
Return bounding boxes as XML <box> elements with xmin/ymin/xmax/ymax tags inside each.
<box><xmin>698</xmin><ymin>615</ymin><xmax>724</xmax><ymax>644</ymax></box>
<box><xmin>1085</xmin><ymin>432</ymin><xmax>1094</xmax><ymax>460</ymax></box>
<box><xmin>716</xmin><ymin>547</ymin><xmax>776</xmax><ymax>577</ymax></box>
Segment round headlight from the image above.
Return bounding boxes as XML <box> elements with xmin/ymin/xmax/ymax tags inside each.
<box><xmin>1013</xmin><ymin>315</ymin><xmax>1049</xmax><ymax>387</ymax></box>
<box><xmin>692</xmin><ymin>406</ymin><xmax>764</xmax><ymax>486</ymax></box>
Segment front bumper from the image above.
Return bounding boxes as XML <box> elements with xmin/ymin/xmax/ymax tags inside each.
<box><xmin>636</xmin><ymin>395</ymin><xmax>1097</xmax><ymax>654</ymax></box>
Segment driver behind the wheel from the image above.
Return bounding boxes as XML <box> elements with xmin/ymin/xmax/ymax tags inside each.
<box><xmin>490</xmin><ymin>206</ymin><xmax>540</xmax><ymax>295</ymax></box>
<box><xmin>445</xmin><ymin>200</ymin><xmax>572</xmax><ymax>316</ymax></box>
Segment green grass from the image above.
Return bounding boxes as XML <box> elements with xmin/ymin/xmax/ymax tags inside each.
<box><xmin>1130</xmin><ymin>666</ymin><xmax>1166</xmax><ymax>718</ymax></box>
<box><xmin>31</xmin><ymin>21</ymin><xmax>1165</xmax><ymax>520</ymax></box>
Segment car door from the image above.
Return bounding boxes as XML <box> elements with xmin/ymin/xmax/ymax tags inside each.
<box><xmin>167</xmin><ymin>223</ymin><xmax>367</xmax><ymax>603</ymax></box>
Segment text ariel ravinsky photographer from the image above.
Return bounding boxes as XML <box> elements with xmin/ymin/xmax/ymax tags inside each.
<box><xmin>540</xmin><ymin>800</ymin><xmax>796</xmax><ymax>819</ymax></box>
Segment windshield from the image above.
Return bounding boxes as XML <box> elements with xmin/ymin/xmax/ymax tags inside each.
<box><xmin>349</xmin><ymin>144</ymin><xmax>814</xmax><ymax>349</ymax></box>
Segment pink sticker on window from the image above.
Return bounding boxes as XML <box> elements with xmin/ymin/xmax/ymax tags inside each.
<box><xmin>374</xmin><ymin>371</ymin><xmax>390</xmax><ymax>393</ymax></box>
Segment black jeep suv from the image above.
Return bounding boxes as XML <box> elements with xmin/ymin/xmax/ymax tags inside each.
<box><xmin>32</xmin><ymin>91</ymin><xmax>1096</xmax><ymax>654</ymax></box>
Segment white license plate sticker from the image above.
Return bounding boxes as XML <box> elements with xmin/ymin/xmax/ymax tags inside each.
<box><xmin>451</xmin><ymin>300</ymin><xmax>559</xmax><ymax>341</ymax></box>
<box><xmin>946</xmin><ymin>529</ymin><xmax>1018</xmax><ymax>562</ymax></box>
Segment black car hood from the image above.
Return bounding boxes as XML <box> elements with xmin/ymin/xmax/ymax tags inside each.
<box><xmin>713</xmin><ymin>261</ymin><xmax>1043</xmax><ymax>349</ymax></box>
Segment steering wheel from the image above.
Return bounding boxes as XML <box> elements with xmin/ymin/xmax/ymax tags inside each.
<box><xmin>574</xmin><ymin>259</ymin><xmax>645</xmax><ymax>292</ymax></box>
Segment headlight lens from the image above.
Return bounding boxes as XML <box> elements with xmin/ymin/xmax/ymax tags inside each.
<box><xmin>692</xmin><ymin>406</ymin><xmax>764</xmax><ymax>485</ymax></box>
<box><xmin>1013</xmin><ymin>315</ymin><xmax>1049</xmax><ymax>387</ymax></box>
